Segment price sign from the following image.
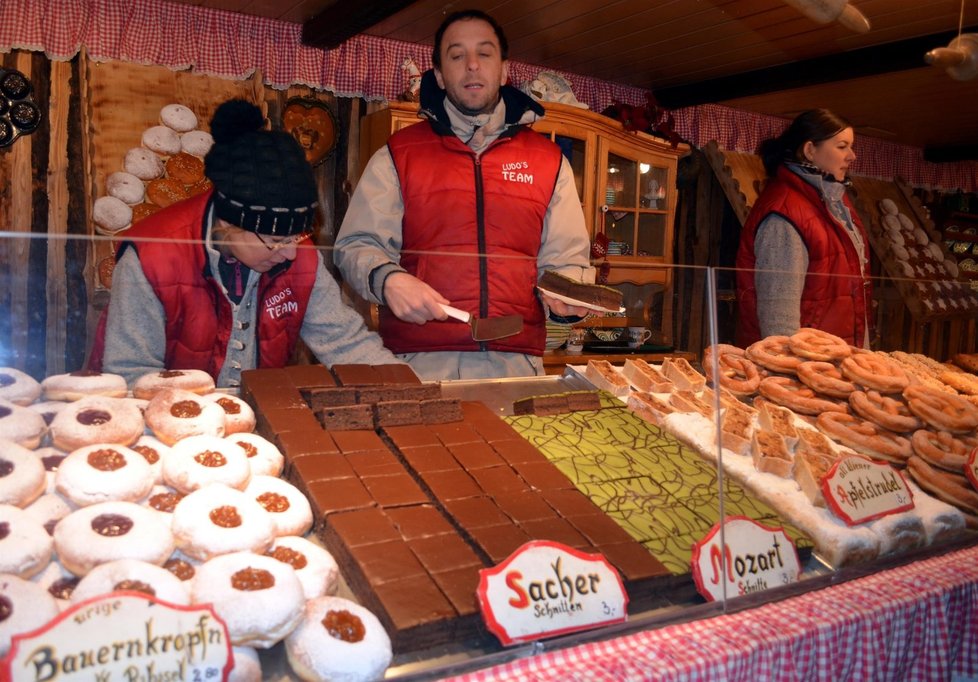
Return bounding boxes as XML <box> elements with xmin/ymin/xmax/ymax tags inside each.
<box><xmin>3</xmin><ymin>592</ymin><xmax>232</xmax><ymax>682</ymax></box>
<box><xmin>477</xmin><ymin>540</ymin><xmax>628</xmax><ymax>646</ymax></box>
<box><xmin>690</xmin><ymin>516</ymin><xmax>801</xmax><ymax>602</ymax></box>
<box><xmin>823</xmin><ymin>455</ymin><xmax>915</xmax><ymax>526</ymax></box>
<box><xmin>967</xmin><ymin>447</ymin><xmax>978</xmax><ymax>492</ymax></box>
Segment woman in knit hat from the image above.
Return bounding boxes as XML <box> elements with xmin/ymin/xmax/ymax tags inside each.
<box><xmin>95</xmin><ymin>99</ymin><xmax>399</xmax><ymax>388</ymax></box>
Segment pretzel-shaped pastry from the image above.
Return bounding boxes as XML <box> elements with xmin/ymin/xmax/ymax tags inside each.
<box><xmin>848</xmin><ymin>390</ymin><xmax>921</xmax><ymax>433</ymax></box>
<box><xmin>910</xmin><ymin>429</ymin><xmax>970</xmax><ymax>472</ymax></box>
<box><xmin>758</xmin><ymin>376</ymin><xmax>848</xmax><ymax>416</ymax></box>
<box><xmin>841</xmin><ymin>353</ymin><xmax>910</xmax><ymax>394</ymax></box>
<box><xmin>907</xmin><ymin>455</ymin><xmax>978</xmax><ymax>515</ymax></box>
<box><xmin>703</xmin><ymin>344</ymin><xmax>761</xmax><ymax>396</ymax></box>
<box><xmin>903</xmin><ymin>384</ymin><xmax>978</xmax><ymax>434</ymax></box>
<box><xmin>816</xmin><ymin>412</ymin><xmax>913</xmax><ymax>465</ymax></box>
<box><xmin>746</xmin><ymin>336</ymin><xmax>804</xmax><ymax>374</ymax></box>
<box><xmin>796</xmin><ymin>361</ymin><xmax>856</xmax><ymax>399</ymax></box>
<box><xmin>788</xmin><ymin>327</ymin><xmax>852</xmax><ymax>362</ymax></box>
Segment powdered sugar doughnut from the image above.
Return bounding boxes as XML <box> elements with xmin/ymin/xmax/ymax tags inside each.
<box><xmin>203</xmin><ymin>393</ymin><xmax>255</xmax><ymax>435</ymax></box>
<box><xmin>0</xmin><ymin>440</ymin><xmax>45</xmax><ymax>506</ymax></box>
<box><xmin>0</xmin><ymin>401</ymin><xmax>46</xmax><ymax>450</ymax></box>
<box><xmin>0</xmin><ymin>367</ymin><xmax>41</xmax><ymax>406</ymax></box>
<box><xmin>226</xmin><ymin>432</ymin><xmax>283</xmax><ymax>477</ymax></box>
<box><xmin>143</xmin><ymin>484</ymin><xmax>185</xmax><ymax>524</ymax></box>
<box><xmin>141</xmin><ymin>125</ymin><xmax>181</xmax><ymax>155</ymax></box>
<box><xmin>49</xmin><ymin>396</ymin><xmax>144</xmax><ymax>452</ymax></box>
<box><xmin>181</xmin><ymin>130</ymin><xmax>214</xmax><ymax>158</ymax></box>
<box><xmin>70</xmin><ymin>558</ymin><xmax>190</xmax><ymax>605</ymax></box>
<box><xmin>54</xmin><ymin>501</ymin><xmax>173</xmax><ymax>576</ymax></box>
<box><xmin>229</xmin><ymin>646</ymin><xmax>262</xmax><ymax>682</ymax></box>
<box><xmin>266</xmin><ymin>535</ymin><xmax>339</xmax><ymax>600</ymax></box>
<box><xmin>160</xmin><ymin>104</ymin><xmax>198</xmax><ymax>133</ymax></box>
<box><xmin>145</xmin><ymin>388</ymin><xmax>226</xmax><ymax>447</ymax></box>
<box><xmin>93</xmin><ymin>195</ymin><xmax>132</xmax><ymax>235</ymax></box>
<box><xmin>878</xmin><ymin>198</ymin><xmax>898</xmax><ymax>215</ymax></box>
<box><xmin>55</xmin><ymin>444</ymin><xmax>154</xmax><ymax>507</ymax></box>
<box><xmin>244</xmin><ymin>475</ymin><xmax>312</xmax><ymax>537</ymax></box>
<box><xmin>124</xmin><ymin>147</ymin><xmax>164</xmax><ymax>180</ymax></box>
<box><xmin>23</xmin><ymin>492</ymin><xmax>74</xmax><ymax>536</ymax></box>
<box><xmin>0</xmin><ymin>574</ymin><xmax>60</xmax><ymax>657</ymax></box>
<box><xmin>162</xmin><ymin>434</ymin><xmax>250</xmax><ymax>493</ymax></box>
<box><xmin>134</xmin><ymin>369</ymin><xmax>215</xmax><ymax>400</ymax></box>
<box><xmin>41</xmin><ymin>370</ymin><xmax>127</xmax><ymax>402</ymax></box>
<box><xmin>285</xmin><ymin>595</ymin><xmax>392</xmax><ymax>682</ymax></box>
<box><xmin>0</xmin><ymin>504</ymin><xmax>53</xmax><ymax>578</ymax></box>
<box><xmin>191</xmin><ymin>551</ymin><xmax>303</xmax><ymax>648</ymax></box>
<box><xmin>130</xmin><ymin>435</ymin><xmax>168</xmax><ymax>484</ymax></box>
<box><xmin>106</xmin><ymin>171</ymin><xmax>146</xmax><ymax>205</ymax></box>
<box><xmin>171</xmin><ymin>484</ymin><xmax>274</xmax><ymax>561</ymax></box>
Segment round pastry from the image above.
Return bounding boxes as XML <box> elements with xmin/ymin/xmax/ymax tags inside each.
<box><xmin>285</xmin><ymin>595</ymin><xmax>392</xmax><ymax>682</ymax></box>
<box><xmin>796</xmin><ymin>361</ymin><xmax>856</xmax><ymax>399</ymax></box>
<box><xmin>244</xmin><ymin>475</ymin><xmax>312</xmax><ymax>537</ymax></box>
<box><xmin>159</xmin><ymin>104</ymin><xmax>198</xmax><ymax>133</ymax></box>
<box><xmin>0</xmin><ymin>401</ymin><xmax>47</xmax><ymax>450</ymax></box>
<box><xmin>180</xmin><ymin>130</ymin><xmax>214</xmax><ymax>158</ymax></box>
<box><xmin>130</xmin><ymin>435</ymin><xmax>169</xmax><ymax>484</ymax></box>
<box><xmin>904</xmin><ymin>384</ymin><xmax>978</xmax><ymax>434</ymax></box>
<box><xmin>92</xmin><ymin>195</ymin><xmax>132</xmax><ymax>235</ymax></box>
<box><xmin>840</xmin><ymin>353</ymin><xmax>910</xmax><ymax>394</ymax></box>
<box><xmin>133</xmin><ymin>369</ymin><xmax>216</xmax><ymax>400</ymax></box>
<box><xmin>186</xmin><ymin>176</ymin><xmax>213</xmax><ymax>197</ymax></box>
<box><xmin>881</xmin><ymin>213</ymin><xmax>900</xmax><ymax>231</ymax></box>
<box><xmin>144</xmin><ymin>484</ymin><xmax>186</xmax><ymax>523</ymax></box>
<box><xmin>0</xmin><ymin>439</ymin><xmax>45</xmax><ymax>507</ymax></box>
<box><xmin>885</xmin><ymin>227</ymin><xmax>905</xmax><ymax>246</ymax></box>
<box><xmin>146</xmin><ymin>178</ymin><xmax>190</xmax><ymax>208</ymax></box>
<box><xmin>878</xmin><ymin>198</ymin><xmax>898</xmax><ymax>215</ymax></box>
<box><xmin>702</xmin><ymin>344</ymin><xmax>760</xmax><ymax>396</ymax></box>
<box><xmin>952</xmin><ymin>352</ymin><xmax>978</xmax><ymax>374</ymax></box>
<box><xmin>758</xmin><ymin>376</ymin><xmax>848</xmax><ymax>416</ymax></box>
<box><xmin>31</xmin><ymin>560</ymin><xmax>80</xmax><ymax>609</ymax></box>
<box><xmin>897</xmin><ymin>212</ymin><xmax>914</xmax><ymax>231</ymax></box>
<box><xmin>266</xmin><ymin>535</ymin><xmax>339</xmax><ymax>600</ymax></box>
<box><xmin>162</xmin><ymin>434</ymin><xmax>250</xmax><ymax>493</ymax></box>
<box><xmin>70</xmin><ymin>558</ymin><xmax>190</xmax><ymax>606</ymax></box>
<box><xmin>906</xmin><ymin>455</ymin><xmax>978</xmax><ymax>517</ymax></box>
<box><xmin>745</xmin><ymin>335</ymin><xmax>804</xmax><ymax>374</ymax></box>
<box><xmin>124</xmin><ymin>147</ymin><xmax>165</xmax><ymax>180</ymax></box>
<box><xmin>890</xmin><ymin>243</ymin><xmax>910</xmax><ymax>263</ymax></box>
<box><xmin>54</xmin><ymin>500</ymin><xmax>174</xmax><ymax>576</ymax></box>
<box><xmin>144</xmin><ymin>388</ymin><xmax>226</xmax><ymax>447</ymax></box>
<box><xmin>131</xmin><ymin>201</ymin><xmax>162</xmax><ymax>225</ymax></box>
<box><xmin>49</xmin><ymin>396</ymin><xmax>144</xmax><ymax>452</ymax></box>
<box><xmin>788</xmin><ymin>327</ymin><xmax>851</xmax><ymax>362</ymax></box>
<box><xmin>227</xmin><ymin>432</ymin><xmax>284</xmax><ymax>478</ymax></box>
<box><xmin>940</xmin><ymin>369</ymin><xmax>978</xmax><ymax>396</ymax></box>
<box><xmin>229</xmin><ymin>646</ymin><xmax>262</xmax><ymax>682</ymax></box>
<box><xmin>0</xmin><ymin>367</ymin><xmax>42</xmax><ymax>405</ymax></box>
<box><xmin>848</xmin><ymin>390</ymin><xmax>921</xmax><ymax>433</ymax></box>
<box><xmin>0</xmin><ymin>504</ymin><xmax>54</xmax><ymax>578</ymax></box>
<box><xmin>55</xmin><ymin>444</ymin><xmax>154</xmax><ymax>507</ymax></box>
<box><xmin>816</xmin><ymin>412</ymin><xmax>913</xmax><ymax>465</ymax></box>
<box><xmin>23</xmin><ymin>492</ymin><xmax>74</xmax><ymax>536</ymax></box>
<box><xmin>141</xmin><ymin>125</ymin><xmax>182</xmax><ymax>155</ymax></box>
<box><xmin>41</xmin><ymin>370</ymin><xmax>127</xmax><ymax>401</ymax></box>
<box><xmin>0</xmin><ymin>574</ymin><xmax>60</xmax><ymax>657</ymax></box>
<box><xmin>161</xmin><ymin>549</ymin><xmax>199</xmax><ymax>583</ymax></box>
<box><xmin>911</xmin><ymin>429</ymin><xmax>969</xmax><ymax>472</ymax></box>
<box><xmin>203</xmin><ymin>393</ymin><xmax>256</xmax><ymax>435</ymax></box>
<box><xmin>165</xmin><ymin>152</ymin><xmax>204</xmax><ymax>184</ymax></box>
<box><xmin>170</xmin><ymin>484</ymin><xmax>275</xmax><ymax>561</ymax></box>
<box><xmin>105</xmin><ymin>171</ymin><xmax>146</xmax><ymax>205</ymax></box>
<box><xmin>190</xmin><ymin>551</ymin><xmax>304</xmax><ymax>648</ymax></box>
<box><xmin>97</xmin><ymin>255</ymin><xmax>116</xmax><ymax>288</ymax></box>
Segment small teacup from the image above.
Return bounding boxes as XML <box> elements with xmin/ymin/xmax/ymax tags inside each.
<box><xmin>566</xmin><ymin>328</ymin><xmax>586</xmax><ymax>354</ymax></box>
<box><xmin>627</xmin><ymin>326</ymin><xmax>652</xmax><ymax>348</ymax></box>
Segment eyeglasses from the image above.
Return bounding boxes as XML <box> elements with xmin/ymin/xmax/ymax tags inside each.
<box><xmin>254</xmin><ymin>231</ymin><xmax>313</xmax><ymax>252</ymax></box>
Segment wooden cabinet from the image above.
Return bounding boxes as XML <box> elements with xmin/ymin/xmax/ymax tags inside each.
<box><xmin>357</xmin><ymin>101</ymin><xmax>689</xmax><ymax>287</ymax></box>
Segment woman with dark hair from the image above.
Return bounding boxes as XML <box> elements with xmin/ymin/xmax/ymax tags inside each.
<box><xmin>735</xmin><ymin>108</ymin><xmax>871</xmax><ymax>347</ymax></box>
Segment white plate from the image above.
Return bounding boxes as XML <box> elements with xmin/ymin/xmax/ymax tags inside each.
<box><xmin>537</xmin><ymin>286</ymin><xmax>626</xmax><ymax>314</ymax></box>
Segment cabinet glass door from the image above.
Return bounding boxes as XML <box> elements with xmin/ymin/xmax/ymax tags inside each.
<box><xmin>602</xmin><ymin>150</ymin><xmax>670</xmax><ymax>259</ymax></box>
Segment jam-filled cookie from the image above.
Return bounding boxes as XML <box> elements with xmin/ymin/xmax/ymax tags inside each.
<box><xmin>55</xmin><ymin>444</ymin><xmax>154</xmax><ymax>507</ymax></box>
<box><xmin>0</xmin><ymin>441</ymin><xmax>46</xmax><ymax>507</ymax></box>
<box><xmin>70</xmin><ymin>558</ymin><xmax>190</xmax><ymax>606</ymax></box>
<box><xmin>226</xmin><ymin>432</ymin><xmax>284</xmax><ymax>478</ymax></box>
<box><xmin>0</xmin><ymin>574</ymin><xmax>60</xmax><ymax>657</ymax></box>
<box><xmin>266</xmin><ymin>535</ymin><xmax>339</xmax><ymax>600</ymax></box>
<box><xmin>244</xmin><ymin>475</ymin><xmax>312</xmax><ymax>537</ymax></box>
<box><xmin>0</xmin><ymin>503</ymin><xmax>53</xmax><ymax>578</ymax></box>
<box><xmin>145</xmin><ymin>388</ymin><xmax>226</xmax><ymax>446</ymax></box>
<box><xmin>162</xmin><ymin>434</ymin><xmax>251</xmax><ymax>493</ymax></box>
<box><xmin>0</xmin><ymin>400</ymin><xmax>47</xmax><ymax>450</ymax></box>
<box><xmin>49</xmin><ymin>396</ymin><xmax>144</xmax><ymax>452</ymax></box>
<box><xmin>170</xmin><ymin>484</ymin><xmax>275</xmax><ymax>561</ymax></box>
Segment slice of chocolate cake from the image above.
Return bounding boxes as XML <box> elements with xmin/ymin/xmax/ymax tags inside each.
<box><xmin>538</xmin><ymin>270</ymin><xmax>623</xmax><ymax>311</ymax></box>
<box><xmin>317</xmin><ymin>404</ymin><xmax>375</xmax><ymax>431</ymax></box>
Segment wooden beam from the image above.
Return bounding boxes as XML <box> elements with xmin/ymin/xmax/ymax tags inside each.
<box><xmin>302</xmin><ymin>0</ymin><xmax>418</xmax><ymax>49</ymax></box>
<box><xmin>655</xmin><ymin>27</ymin><xmax>978</xmax><ymax>109</ymax></box>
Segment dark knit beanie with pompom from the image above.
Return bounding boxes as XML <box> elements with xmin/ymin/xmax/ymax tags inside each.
<box><xmin>205</xmin><ymin>99</ymin><xmax>319</xmax><ymax>236</ymax></box>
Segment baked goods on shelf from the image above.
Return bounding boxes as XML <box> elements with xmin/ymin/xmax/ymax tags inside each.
<box><xmin>537</xmin><ymin>269</ymin><xmax>623</xmax><ymax>311</ymax></box>
<box><xmin>751</xmin><ymin>430</ymin><xmax>794</xmax><ymax>478</ymax></box>
<box><xmin>584</xmin><ymin>359</ymin><xmax>631</xmax><ymax>396</ymax></box>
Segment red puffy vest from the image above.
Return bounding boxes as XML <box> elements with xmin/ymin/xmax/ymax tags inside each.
<box><xmin>735</xmin><ymin>166</ymin><xmax>871</xmax><ymax>347</ymax></box>
<box><xmin>382</xmin><ymin>121</ymin><xmax>562</xmax><ymax>355</ymax></box>
<box><xmin>90</xmin><ymin>192</ymin><xmax>317</xmax><ymax>379</ymax></box>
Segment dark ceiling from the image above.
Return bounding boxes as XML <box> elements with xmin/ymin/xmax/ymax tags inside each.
<box><xmin>175</xmin><ymin>0</ymin><xmax>978</xmax><ymax>160</ymax></box>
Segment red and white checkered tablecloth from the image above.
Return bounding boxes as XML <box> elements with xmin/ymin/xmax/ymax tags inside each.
<box><xmin>443</xmin><ymin>545</ymin><xmax>978</xmax><ymax>682</ymax></box>
<box><xmin>2</xmin><ymin>0</ymin><xmax>976</xmax><ymax>192</ymax></box>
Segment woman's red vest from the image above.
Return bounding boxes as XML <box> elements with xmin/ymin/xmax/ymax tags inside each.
<box><xmin>90</xmin><ymin>191</ymin><xmax>317</xmax><ymax>379</ymax></box>
<box><xmin>383</xmin><ymin>122</ymin><xmax>562</xmax><ymax>355</ymax></box>
<box><xmin>735</xmin><ymin>167</ymin><xmax>871</xmax><ymax>347</ymax></box>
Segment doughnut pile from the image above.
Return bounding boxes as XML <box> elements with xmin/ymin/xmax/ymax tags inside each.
<box><xmin>93</xmin><ymin>103</ymin><xmax>214</xmax><ymax>238</ymax></box>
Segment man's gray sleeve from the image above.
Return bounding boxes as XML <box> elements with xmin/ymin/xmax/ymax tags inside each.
<box><xmin>753</xmin><ymin>215</ymin><xmax>808</xmax><ymax>338</ymax></box>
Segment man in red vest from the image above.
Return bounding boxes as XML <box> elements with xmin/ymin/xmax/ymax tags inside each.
<box><xmin>335</xmin><ymin>10</ymin><xmax>594</xmax><ymax>381</ymax></box>
<box><xmin>95</xmin><ymin>99</ymin><xmax>398</xmax><ymax>388</ymax></box>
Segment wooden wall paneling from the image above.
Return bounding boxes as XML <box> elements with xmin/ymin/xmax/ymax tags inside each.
<box><xmin>65</xmin><ymin>55</ymin><xmax>90</xmax><ymax>372</ymax></box>
<box><xmin>45</xmin><ymin>59</ymin><xmax>72</xmax><ymax>375</ymax></box>
<box><xmin>27</xmin><ymin>51</ymin><xmax>51</xmax><ymax>379</ymax></box>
